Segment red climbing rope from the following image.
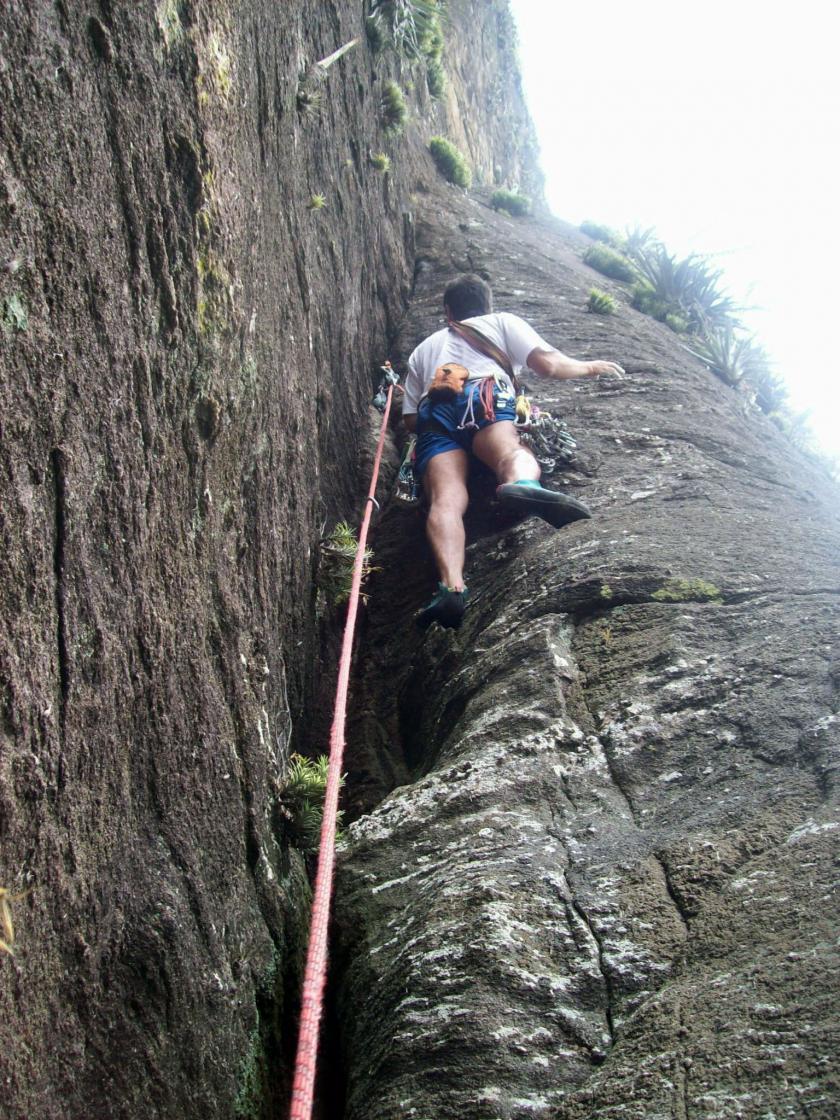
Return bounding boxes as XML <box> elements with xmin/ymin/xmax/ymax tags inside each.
<box><xmin>288</xmin><ymin>381</ymin><xmax>395</xmax><ymax>1120</ymax></box>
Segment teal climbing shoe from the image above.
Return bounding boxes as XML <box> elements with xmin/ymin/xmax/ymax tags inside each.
<box><xmin>416</xmin><ymin>584</ymin><xmax>468</xmax><ymax>630</ymax></box>
<box><xmin>497</xmin><ymin>482</ymin><xmax>591</xmax><ymax>528</ymax></box>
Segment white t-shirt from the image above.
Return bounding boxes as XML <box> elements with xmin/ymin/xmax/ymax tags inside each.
<box><xmin>403</xmin><ymin>312</ymin><xmax>553</xmax><ymax>415</ymax></box>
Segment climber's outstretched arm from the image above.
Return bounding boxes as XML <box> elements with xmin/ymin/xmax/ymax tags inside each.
<box><xmin>527</xmin><ymin>347</ymin><xmax>624</xmax><ymax>381</ymax></box>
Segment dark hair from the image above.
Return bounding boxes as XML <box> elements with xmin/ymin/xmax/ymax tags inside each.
<box><xmin>443</xmin><ymin>274</ymin><xmax>493</xmax><ymax>320</ymax></box>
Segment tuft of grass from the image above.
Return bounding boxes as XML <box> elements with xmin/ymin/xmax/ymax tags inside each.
<box><xmin>579</xmin><ymin>220</ymin><xmax>616</xmax><ymax>243</ymax></box>
<box><xmin>429</xmin><ymin>136</ymin><xmax>471</xmax><ymax>188</ymax></box>
<box><xmin>426</xmin><ymin>60</ymin><xmax>446</xmax><ymax>98</ymax></box>
<box><xmin>318</xmin><ymin>520</ymin><xmax>375</xmax><ymax>605</ymax></box>
<box><xmin>306</xmin><ymin>194</ymin><xmax>326</xmax><ymax>211</ymax></box>
<box><xmin>631</xmin><ymin>283</ymin><xmax>688</xmax><ymax>333</ymax></box>
<box><xmin>370</xmin><ymin>152</ymin><xmax>391</xmax><ymax>172</ymax></box>
<box><xmin>380</xmin><ymin>79</ymin><xmax>408</xmax><ymax>134</ymax></box>
<box><xmin>490</xmin><ymin>189</ymin><xmax>531</xmax><ymax>217</ymax></box>
<box><xmin>277</xmin><ymin>754</ymin><xmax>344</xmax><ymax>852</ymax></box>
<box><xmin>587</xmin><ymin>288</ymin><xmax>618</xmax><ymax>315</ymax></box>
<box><xmin>582</xmin><ymin>243</ymin><xmax>637</xmax><ymax>284</ymax></box>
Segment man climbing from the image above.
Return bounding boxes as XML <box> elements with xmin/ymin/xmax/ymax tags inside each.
<box><xmin>402</xmin><ymin>273</ymin><xmax>624</xmax><ymax>629</ymax></box>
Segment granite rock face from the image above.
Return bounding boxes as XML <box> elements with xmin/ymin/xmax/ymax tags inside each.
<box><xmin>335</xmin><ymin>188</ymin><xmax>840</xmax><ymax>1119</ymax></box>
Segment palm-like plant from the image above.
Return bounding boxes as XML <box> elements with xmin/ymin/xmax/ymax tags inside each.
<box><xmin>749</xmin><ymin>363</ymin><xmax>789</xmax><ymax>415</ymax></box>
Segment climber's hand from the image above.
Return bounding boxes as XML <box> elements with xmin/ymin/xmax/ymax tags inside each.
<box><xmin>586</xmin><ymin>361</ymin><xmax>625</xmax><ymax>379</ymax></box>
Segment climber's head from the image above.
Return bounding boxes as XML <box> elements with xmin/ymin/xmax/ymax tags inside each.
<box><xmin>444</xmin><ymin>274</ymin><xmax>492</xmax><ymax>322</ymax></box>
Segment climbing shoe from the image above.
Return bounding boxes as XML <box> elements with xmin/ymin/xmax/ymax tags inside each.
<box><xmin>416</xmin><ymin>584</ymin><xmax>468</xmax><ymax>630</ymax></box>
<box><xmin>497</xmin><ymin>481</ymin><xmax>591</xmax><ymax>529</ymax></box>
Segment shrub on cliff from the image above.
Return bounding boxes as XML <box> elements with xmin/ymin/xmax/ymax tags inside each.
<box><xmin>429</xmin><ymin>136</ymin><xmax>471</xmax><ymax>187</ymax></box>
<box><xmin>278</xmin><ymin>754</ymin><xmax>344</xmax><ymax>852</ymax></box>
<box><xmin>582</xmin><ymin>243</ymin><xmax>637</xmax><ymax>283</ymax></box>
<box><xmin>490</xmin><ymin>189</ymin><xmax>531</xmax><ymax>217</ymax></box>
<box><xmin>381</xmin><ymin>80</ymin><xmax>408</xmax><ymax>134</ymax></box>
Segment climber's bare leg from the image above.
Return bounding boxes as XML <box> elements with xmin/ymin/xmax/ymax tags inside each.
<box><xmin>472</xmin><ymin>420</ymin><xmax>539</xmax><ymax>484</ymax></box>
<box><xmin>423</xmin><ymin>449</ymin><xmax>470</xmax><ymax>589</ymax></box>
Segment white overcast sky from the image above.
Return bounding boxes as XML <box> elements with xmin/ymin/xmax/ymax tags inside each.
<box><xmin>509</xmin><ymin>0</ymin><xmax>839</xmax><ymax>462</ymax></box>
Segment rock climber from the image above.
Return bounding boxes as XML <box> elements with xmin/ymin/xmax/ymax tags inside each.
<box><xmin>402</xmin><ymin>273</ymin><xmax>624</xmax><ymax>629</ymax></box>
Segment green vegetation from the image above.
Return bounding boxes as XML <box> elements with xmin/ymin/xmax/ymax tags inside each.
<box><xmin>631</xmin><ymin>284</ymin><xmax>689</xmax><ymax>334</ymax></box>
<box><xmin>490</xmin><ymin>189</ymin><xmax>531</xmax><ymax>217</ymax></box>
<box><xmin>587</xmin><ymin>287</ymin><xmax>618</xmax><ymax>315</ymax></box>
<box><xmin>368</xmin><ymin>0</ymin><xmax>446</xmax><ymax>61</ymax></box>
<box><xmin>628</xmin><ymin>242</ymin><xmax>740</xmax><ymax>334</ymax></box>
<box><xmin>579</xmin><ymin>220</ymin><xmax>616</xmax><ymax>243</ymax></box>
<box><xmin>582</xmin><ymin>243</ymin><xmax>637</xmax><ymax>284</ymax></box>
<box><xmin>429</xmin><ymin>136</ymin><xmax>471</xmax><ymax>187</ymax></box>
<box><xmin>318</xmin><ymin>520</ymin><xmax>375</xmax><ymax>605</ymax></box>
<box><xmin>278</xmin><ymin>754</ymin><xmax>344</xmax><ymax>852</ymax></box>
<box><xmin>652</xmin><ymin>578</ymin><xmax>723</xmax><ymax>604</ymax></box>
<box><xmin>306</xmin><ymin>194</ymin><xmax>326</xmax><ymax>211</ymax></box>
<box><xmin>381</xmin><ymin>80</ymin><xmax>408</xmax><ymax>134</ymax></box>
<box><xmin>370</xmin><ymin>152</ymin><xmax>391</xmax><ymax>172</ymax></box>
<box><xmin>599</xmin><ymin>583</ymin><xmax>614</xmax><ymax>600</ymax></box>
<box><xmin>426</xmin><ymin>60</ymin><xmax>446</xmax><ymax>98</ymax></box>
<box><xmin>296</xmin><ymin>86</ymin><xmax>323</xmax><ymax>116</ymax></box>
<box><xmin>687</xmin><ymin>323</ymin><xmax>771</xmax><ymax>388</ymax></box>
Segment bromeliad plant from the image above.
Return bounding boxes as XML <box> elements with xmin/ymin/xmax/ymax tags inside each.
<box><xmin>627</xmin><ymin>242</ymin><xmax>741</xmax><ymax>334</ymax></box>
<box><xmin>277</xmin><ymin>754</ymin><xmax>344</xmax><ymax>852</ymax></box>
<box><xmin>368</xmin><ymin>0</ymin><xmax>446</xmax><ymax>61</ymax></box>
<box><xmin>381</xmin><ymin>80</ymin><xmax>408</xmax><ymax>134</ymax></box>
<box><xmin>686</xmin><ymin>323</ymin><xmax>772</xmax><ymax>388</ymax></box>
<box><xmin>318</xmin><ymin>520</ymin><xmax>375</xmax><ymax>606</ymax></box>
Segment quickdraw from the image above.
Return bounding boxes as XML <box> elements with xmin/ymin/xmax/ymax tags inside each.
<box><xmin>513</xmin><ymin>393</ymin><xmax>578</xmax><ymax>475</ymax></box>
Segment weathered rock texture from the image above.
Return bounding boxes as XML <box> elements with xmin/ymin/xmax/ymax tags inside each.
<box><xmin>0</xmin><ymin>1</ymin><xmax>534</xmax><ymax>1116</ymax></box>
<box><xmin>1</xmin><ymin>1</ymin><xmax>838</xmax><ymax>1118</ymax></box>
<box><xmin>335</xmin><ymin>191</ymin><xmax>840</xmax><ymax>1119</ymax></box>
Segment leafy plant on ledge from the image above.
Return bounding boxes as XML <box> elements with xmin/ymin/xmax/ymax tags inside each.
<box><xmin>318</xmin><ymin>520</ymin><xmax>375</xmax><ymax>607</ymax></box>
<box><xmin>686</xmin><ymin>323</ymin><xmax>772</xmax><ymax>388</ymax></box>
<box><xmin>429</xmin><ymin>136</ymin><xmax>471</xmax><ymax>188</ymax></box>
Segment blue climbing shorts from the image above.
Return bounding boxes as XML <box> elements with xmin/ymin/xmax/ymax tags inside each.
<box><xmin>414</xmin><ymin>379</ymin><xmax>518</xmax><ymax>480</ymax></box>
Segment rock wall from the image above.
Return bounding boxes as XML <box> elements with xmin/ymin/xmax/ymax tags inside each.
<box><xmin>1</xmin><ymin>2</ymin><xmax>838</xmax><ymax>1118</ymax></box>
<box><xmin>335</xmin><ymin>190</ymin><xmax>840</xmax><ymax>1118</ymax></box>
<box><xmin>0</xmin><ymin>1</ymin><xmax>533</xmax><ymax>1116</ymax></box>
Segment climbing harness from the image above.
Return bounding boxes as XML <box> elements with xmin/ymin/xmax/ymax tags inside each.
<box><xmin>447</xmin><ymin>318</ymin><xmax>579</xmax><ymax>473</ymax></box>
<box><xmin>288</xmin><ymin>369</ymin><xmax>396</xmax><ymax>1120</ymax></box>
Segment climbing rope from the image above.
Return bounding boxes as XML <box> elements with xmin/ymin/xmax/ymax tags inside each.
<box><xmin>288</xmin><ymin>377</ymin><xmax>395</xmax><ymax>1120</ymax></box>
